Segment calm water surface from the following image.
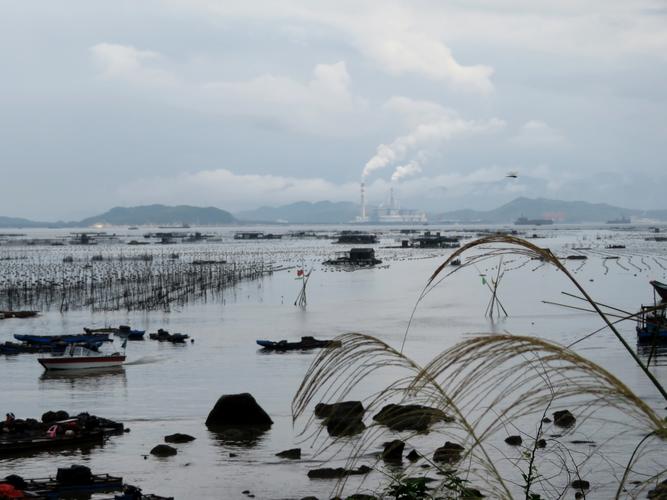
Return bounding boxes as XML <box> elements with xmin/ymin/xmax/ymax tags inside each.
<box><xmin>1</xmin><ymin>225</ymin><xmax>666</xmax><ymax>498</ymax></box>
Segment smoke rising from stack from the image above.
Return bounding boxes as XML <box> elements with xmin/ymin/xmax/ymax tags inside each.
<box><xmin>391</xmin><ymin>161</ymin><xmax>422</xmax><ymax>182</ymax></box>
<box><xmin>362</xmin><ymin>115</ymin><xmax>505</xmax><ymax>180</ymax></box>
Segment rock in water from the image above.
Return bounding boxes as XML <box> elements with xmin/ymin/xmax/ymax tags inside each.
<box><xmin>553</xmin><ymin>410</ymin><xmax>576</xmax><ymax>428</ymax></box>
<box><xmin>382</xmin><ymin>440</ymin><xmax>405</xmax><ymax>462</ymax></box>
<box><xmin>433</xmin><ymin>442</ymin><xmax>464</xmax><ymax>463</ymax></box>
<box><xmin>504</xmin><ymin>435</ymin><xmax>522</xmax><ymax>446</ymax></box>
<box><xmin>205</xmin><ymin>393</ymin><xmax>273</xmax><ymax>429</ymax></box>
<box><xmin>151</xmin><ymin>444</ymin><xmax>177</xmax><ymax>457</ymax></box>
<box><xmin>276</xmin><ymin>448</ymin><xmax>301</xmax><ymax>459</ymax></box>
<box><xmin>373</xmin><ymin>404</ymin><xmax>454</xmax><ymax>432</ymax></box>
<box><xmin>314</xmin><ymin>401</ymin><xmax>366</xmax><ymax>437</ymax></box>
<box><xmin>406</xmin><ymin>449</ymin><xmax>421</xmax><ymax>462</ymax></box>
<box><xmin>571</xmin><ymin>479</ymin><xmax>590</xmax><ymax>490</ymax></box>
<box><xmin>164</xmin><ymin>433</ymin><xmax>196</xmax><ymax>443</ymax></box>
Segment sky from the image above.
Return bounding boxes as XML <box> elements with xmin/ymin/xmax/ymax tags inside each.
<box><xmin>1</xmin><ymin>1</ymin><xmax>666</xmax><ymax>220</ymax></box>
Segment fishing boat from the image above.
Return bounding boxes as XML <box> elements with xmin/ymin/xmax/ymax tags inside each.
<box><xmin>115</xmin><ymin>325</ymin><xmax>146</xmax><ymax>340</ymax></box>
<box><xmin>38</xmin><ymin>344</ymin><xmax>125</xmax><ymax>371</ymax></box>
<box><xmin>15</xmin><ymin>332</ymin><xmax>111</xmax><ymax>345</ymax></box>
<box><xmin>636</xmin><ymin>305</ymin><xmax>667</xmax><ymax>343</ymax></box>
<box><xmin>649</xmin><ymin>280</ymin><xmax>667</xmax><ymax>302</ymax></box>
<box><xmin>148</xmin><ymin>329</ymin><xmax>189</xmax><ymax>343</ymax></box>
<box><xmin>256</xmin><ymin>336</ymin><xmax>342</xmax><ymax>351</ymax></box>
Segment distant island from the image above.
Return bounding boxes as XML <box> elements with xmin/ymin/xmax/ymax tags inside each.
<box><xmin>2</xmin><ymin>198</ymin><xmax>667</xmax><ymax>228</ymax></box>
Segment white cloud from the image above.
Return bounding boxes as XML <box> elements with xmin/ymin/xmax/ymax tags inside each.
<box><xmin>164</xmin><ymin>1</ymin><xmax>496</xmax><ymax>93</ymax></box>
<box><xmin>511</xmin><ymin>120</ymin><xmax>568</xmax><ymax>148</ymax></box>
<box><xmin>90</xmin><ymin>43</ymin><xmax>177</xmax><ymax>86</ymax></box>
<box><xmin>91</xmin><ymin>44</ymin><xmax>367</xmax><ymax>135</ymax></box>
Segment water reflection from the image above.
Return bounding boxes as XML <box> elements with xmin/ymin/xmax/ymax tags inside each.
<box><xmin>636</xmin><ymin>341</ymin><xmax>667</xmax><ymax>365</ymax></box>
<box><xmin>38</xmin><ymin>367</ymin><xmax>127</xmax><ymax>389</ymax></box>
<box><xmin>208</xmin><ymin>426</ymin><xmax>270</xmax><ymax>449</ymax></box>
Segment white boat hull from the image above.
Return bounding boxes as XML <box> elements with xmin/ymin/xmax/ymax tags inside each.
<box><xmin>38</xmin><ymin>356</ymin><xmax>125</xmax><ymax>371</ymax></box>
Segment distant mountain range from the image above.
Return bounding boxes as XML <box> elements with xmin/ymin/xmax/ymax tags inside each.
<box><xmin>2</xmin><ymin>198</ymin><xmax>667</xmax><ymax>228</ymax></box>
<box><xmin>235</xmin><ymin>201</ymin><xmax>359</xmax><ymax>224</ymax></box>
<box><xmin>438</xmin><ymin>197</ymin><xmax>667</xmax><ymax>223</ymax></box>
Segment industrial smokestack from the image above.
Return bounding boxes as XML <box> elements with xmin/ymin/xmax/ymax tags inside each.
<box><xmin>360</xmin><ymin>181</ymin><xmax>366</xmax><ymax>219</ymax></box>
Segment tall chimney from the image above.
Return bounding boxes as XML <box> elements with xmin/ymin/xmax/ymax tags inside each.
<box><xmin>360</xmin><ymin>181</ymin><xmax>366</xmax><ymax>219</ymax></box>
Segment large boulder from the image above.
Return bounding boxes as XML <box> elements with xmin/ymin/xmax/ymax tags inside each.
<box><xmin>205</xmin><ymin>393</ymin><xmax>273</xmax><ymax>429</ymax></box>
<box><xmin>307</xmin><ymin>465</ymin><xmax>371</xmax><ymax>479</ymax></box>
<box><xmin>373</xmin><ymin>404</ymin><xmax>454</xmax><ymax>432</ymax></box>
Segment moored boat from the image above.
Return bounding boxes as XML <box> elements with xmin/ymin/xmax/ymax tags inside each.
<box><xmin>15</xmin><ymin>332</ymin><xmax>110</xmax><ymax>345</ymax></box>
<box><xmin>649</xmin><ymin>280</ymin><xmax>667</xmax><ymax>302</ymax></box>
<box><xmin>38</xmin><ymin>345</ymin><xmax>125</xmax><ymax>371</ymax></box>
<box><xmin>256</xmin><ymin>336</ymin><xmax>342</xmax><ymax>351</ymax></box>
<box><xmin>636</xmin><ymin>305</ymin><xmax>667</xmax><ymax>343</ymax></box>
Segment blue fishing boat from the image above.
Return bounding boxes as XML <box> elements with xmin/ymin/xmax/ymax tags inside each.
<box><xmin>13</xmin><ymin>333</ymin><xmax>111</xmax><ymax>345</ymax></box>
<box><xmin>636</xmin><ymin>305</ymin><xmax>667</xmax><ymax>342</ymax></box>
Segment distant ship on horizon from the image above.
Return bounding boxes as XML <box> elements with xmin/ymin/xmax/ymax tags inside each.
<box><xmin>514</xmin><ymin>216</ymin><xmax>554</xmax><ymax>226</ymax></box>
<box><xmin>606</xmin><ymin>216</ymin><xmax>631</xmax><ymax>224</ymax></box>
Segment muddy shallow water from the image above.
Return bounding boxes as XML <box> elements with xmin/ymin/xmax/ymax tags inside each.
<box><xmin>1</xmin><ymin>225</ymin><xmax>666</xmax><ymax>499</ymax></box>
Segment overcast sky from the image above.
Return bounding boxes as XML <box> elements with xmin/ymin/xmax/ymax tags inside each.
<box><xmin>1</xmin><ymin>1</ymin><xmax>666</xmax><ymax>220</ymax></box>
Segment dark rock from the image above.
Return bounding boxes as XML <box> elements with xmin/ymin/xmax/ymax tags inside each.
<box><xmin>460</xmin><ymin>487</ymin><xmax>485</xmax><ymax>498</ymax></box>
<box><xmin>346</xmin><ymin>495</ymin><xmax>377</xmax><ymax>500</ymax></box>
<box><xmin>276</xmin><ymin>448</ymin><xmax>301</xmax><ymax>459</ymax></box>
<box><xmin>571</xmin><ymin>479</ymin><xmax>590</xmax><ymax>490</ymax></box>
<box><xmin>205</xmin><ymin>393</ymin><xmax>273</xmax><ymax>429</ymax></box>
<box><xmin>164</xmin><ymin>433</ymin><xmax>195</xmax><ymax>443</ymax></box>
<box><xmin>307</xmin><ymin>465</ymin><xmax>371</xmax><ymax>479</ymax></box>
<box><xmin>300</xmin><ymin>497</ymin><xmax>319</xmax><ymax>500</ymax></box>
<box><xmin>314</xmin><ymin>401</ymin><xmax>364</xmax><ymax>419</ymax></box>
<box><xmin>647</xmin><ymin>480</ymin><xmax>667</xmax><ymax>499</ymax></box>
<box><xmin>326</xmin><ymin>417</ymin><xmax>365</xmax><ymax>437</ymax></box>
<box><xmin>536</xmin><ymin>439</ymin><xmax>547</xmax><ymax>449</ymax></box>
<box><xmin>575</xmin><ymin>493</ymin><xmax>583</xmax><ymax>499</ymax></box>
<box><xmin>553</xmin><ymin>410</ymin><xmax>576</xmax><ymax>428</ymax></box>
<box><xmin>373</xmin><ymin>404</ymin><xmax>454</xmax><ymax>432</ymax></box>
<box><xmin>541</xmin><ymin>417</ymin><xmax>551</xmax><ymax>423</ymax></box>
<box><xmin>382</xmin><ymin>440</ymin><xmax>405</xmax><ymax>462</ymax></box>
<box><xmin>242</xmin><ymin>490</ymin><xmax>250</xmax><ymax>495</ymax></box>
<box><xmin>406</xmin><ymin>449</ymin><xmax>421</xmax><ymax>462</ymax></box>
<box><xmin>150</xmin><ymin>444</ymin><xmax>177</xmax><ymax>457</ymax></box>
<box><xmin>433</xmin><ymin>441</ymin><xmax>464</xmax><ymax>463</ymax></box>
<box><xmin>504</xmin><ymin>435</ymin><xmax>522</xmax><ymax>446</ymax></box>
<box><xmin>315</xmin><ymin>401</ymin><xmax>366</xmax><ymax>437</ymax></box>
<box><xmin>229</xmin><ymin>453</ymin><xmax>237</xmax><ymax>457</ymax></box>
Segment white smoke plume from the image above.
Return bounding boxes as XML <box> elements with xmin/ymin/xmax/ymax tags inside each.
<box><xmin>362</xmin><ymin>115</ymin><xmax>505</xmax><ymax>179</ymax></box>
<box><xmin>391</xmin><ymin>161</ymin><xmax>422</xmax><ymax>182</ymax></box>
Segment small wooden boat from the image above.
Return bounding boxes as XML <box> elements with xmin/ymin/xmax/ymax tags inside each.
<box><xmin>649</xmin><ymin>280</ymin><xmax>667</xmax><ymax>301</ymax></box>
<box><xmin>148</xmin><ymin>329</ymin><xmax>189</xmax><ymax>343</ymax></box>
<box><xmin>38</xmin><ymin>345</ymin><xmax>125</xmax><ymax>371</ymax></box>
<box><xmin>0</xmin><ymin>341</ymin><xmax>66</xmax><ymax>355</ymax></box>
<box><xmin>15</xmin><ymin>332</ymin><xmax>111</xmax><ymax>345</ymax></box>
<box><xmin>256</xmin><ymin>336</ymin><xmax>342</xmax><ymax>351</ymax></box>
<box><xmin>15</xmin><ymin>468</ymin><xmax>122</xmax><ymax>498</ymax></box>
<box><xmin>115</xmin><ymin>325</ymin><xmax>146</xmax><ymax>340</ymax></box>
<box><xmin>0</xmin><ymin>310</ymin><xmax>39</xmax><ymax>318</ymax></box>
